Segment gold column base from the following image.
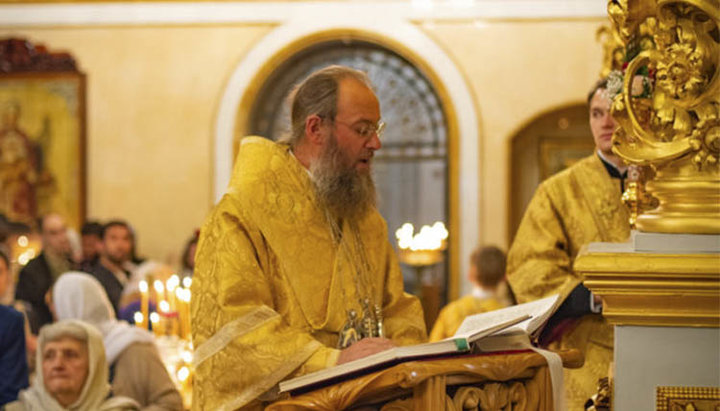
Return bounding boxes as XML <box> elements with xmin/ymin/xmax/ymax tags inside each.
<box><xmin>575</xmin><ymin>244</ymin><xmax>720</xmax><ymax>327</ymax></box>
<box><xmin>636</xmin><ymin>159</ymin><xmax>720</xmax><ymax>235</ymax></box>
<box><xmin>637</xmin><ymin>178</ymin><xmax>720</xmax><ymax>234</ymax></box>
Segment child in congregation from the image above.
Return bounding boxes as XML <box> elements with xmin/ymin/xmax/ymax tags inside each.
<box><xmin>429</xmin><ymin>245</ymin><xmax>514</xmax><ymax>341</ymax></box>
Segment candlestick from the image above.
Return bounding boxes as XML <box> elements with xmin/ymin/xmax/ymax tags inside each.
<box><xmin>175</xmin><ymin>287</ymin><xmax>186</xmax><ymax>339</ymax></box>
<box><xmin>178</xmin><ymin>288</ymin><xmax>191</xmax><ymax>340</ymax></box>
<box><xmin>153</xmin><ymin>280</ymin><xmax>165</xmax><ymax>306</ymax></box>
<box><xmin>166</xmin><ymin>275</ymin><xmax>179</xmax><ymax>313</ymax></box>
<box><xmin>150</xmin><ymin>312</ymin><xmax>161</xmax><ymax>337</ymax></box>
<box><xmin>139</xmin><ymin>280</ymin><xmax>149</xmax><ymax>330</ymax></box>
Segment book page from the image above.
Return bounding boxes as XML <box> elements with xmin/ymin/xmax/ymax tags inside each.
<box><xmin>453</xmin><ymin>294</ymin><xmax>560</xmax><ymax>338</ymax></box>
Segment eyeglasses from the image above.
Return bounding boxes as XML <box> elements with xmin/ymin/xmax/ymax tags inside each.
<box><xmin>334</xmin><ymin>119</ymin><xmax>386</xmax><ymax>139</ymax></box>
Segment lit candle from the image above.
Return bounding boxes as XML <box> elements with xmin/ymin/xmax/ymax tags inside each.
<box><xmin>179</xmin><ymin>288</ymin><xmax>191</xmax><ymax>340</ymax></box>
<box><xmin>133</xmin><ymin>312</ymin><xmax>144</xmax><ymax>327</ymax></box>
<box><xmin>166</xmin><ymin>275</ymin><xmax>179</xmax><ymax>313</ymax></box>
<box><xmin>150</xmin><ymin>312</ymin><xmax>161</xmax><ymax>337</ymax></box>
<box><xmin>153</xmin><ymin>280</ymin><xmax>165</xmax><ymax>305</ymax></box>
<box><xmin>138</xmin><ymin>280</ymin><xmax>149</xmax><ymax>330</ymax></box>
<box><xmin>175</xmin><ymin>287</ymin><xmax>185</xmax><ymax>338</ymax></box>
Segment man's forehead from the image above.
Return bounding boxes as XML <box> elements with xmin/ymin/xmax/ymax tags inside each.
<box><xmin>107</xmin><ymin>225</ymin><xmax>130</xmax><ymax>236</ymax></box>
<box><xmin>43</xmin><ymin>215</ymin><xmax>66</xmax><ymax>231</ymax></box>
<box><xmin>337</xmin><ymin>78</ymin><xmax>380</xmax><ymax>120</ymax></box>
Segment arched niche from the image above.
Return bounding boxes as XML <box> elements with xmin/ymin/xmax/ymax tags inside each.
<box><xmin>508</xmin><ymin>103</ymin><xmax>594</xmax><ymax>243</ymax></box>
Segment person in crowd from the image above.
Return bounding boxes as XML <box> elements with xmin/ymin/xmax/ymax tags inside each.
<box><xmin>429</xmin><ymin>245</ymin><xmax>512</xmax><ymax>341</ymax></box>
<box><xmin>87</xmin><ymin>221</ymin><xmax>134</xmax><ymax>318</ymax></box>
<box><xmin>192</xmin><ymin>65</ymin><xmax>426</xmax><ymax>410</ymax></box>
<box><xmin>52</xmin><ymin>272</ymin><xmax>183</xmax><ymax>411</ymax></box>
<box><xmin>79</xmin><ymin>221</ymin><xmax>103</xmax><ymax>271</ymax></box>
<box><xmin>66</xmin><ymin>228</ymin><xmax>83</xmax><ymax>267</ymax></box>
<box><xmin>506</xmin><ymin>77</ymin><xmax>630</xmax><ymax>409</ymax></box>
<box><xmin>15</xmin><ymin>213</ymin><xmax>74</xmax><ymax>333</ymax></box>
<box><xmin>0</xmin><ymin>249</ymin><xmax>29</xmax><ymax>407</ymax></box>
<box><xmin>179</xmin><ymin>230</ymin><xmax>198</xmax><ymax>279</ymax></box>
<box><xmin>3</xmin><ymin>319</ymin><xmax>139</xmax><ymax>411</ymax></box>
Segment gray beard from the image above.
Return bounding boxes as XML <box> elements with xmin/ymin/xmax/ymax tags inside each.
<box><xmin>310</xmin><ymin>134</ymin><xmax>377</xmax><ymax>221</ymax></box>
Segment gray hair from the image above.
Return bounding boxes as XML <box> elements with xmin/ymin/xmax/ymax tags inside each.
<box><xmin>281</xmin><ymin>65</ymin><xmax>372</xmax><ymax>146</ymax></box>
<box><xmin>40</xmin><ymin>320</ymin><xmax>89</xmax><ymax>347</ymax></box>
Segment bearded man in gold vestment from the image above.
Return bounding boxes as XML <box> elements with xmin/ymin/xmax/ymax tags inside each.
<box><xmin>191</xmin><ymin>66</ymin><xmax>427</xmax><ymax>411</ymax></box>
<box><xmin>507</xmin><ymin>79</ymin><xmax>630</xmax><ymax>410</ymax></box>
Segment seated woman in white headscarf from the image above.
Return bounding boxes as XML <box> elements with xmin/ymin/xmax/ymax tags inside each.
<box><xmin>3</xmin><ymin>319</ymin><xmax>139</xmax><ymax>411</ymax></box>
<box><xmin>51</xmin><ymin>273</ymin><xmax>182</xmax><ymax>411</ymax></box>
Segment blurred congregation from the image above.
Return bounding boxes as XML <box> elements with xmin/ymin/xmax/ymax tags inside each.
<box><xmin>1</xmin><ymin>214</ymin><xmax>194</xmax><ymax>409</ymax></box>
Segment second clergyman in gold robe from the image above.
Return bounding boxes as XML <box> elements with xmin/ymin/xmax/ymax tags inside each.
<box><xmin>191</xmin><ymin>66</ymin><xmax>426</xmax><ymax>411</ymax></box>
<box><xmin>507</xmin><ymin>79</ymin><xmax>631</xmax><ymax>410</ymax></box>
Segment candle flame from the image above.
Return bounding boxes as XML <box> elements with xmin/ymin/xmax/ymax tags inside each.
<box><xmin>167</xmin><ymin>275</ymin><xmax>180</xmax><ymax>291</ymax></box>
<box><xmin>159</xmin><ymin>300</ymin><xmax>170</xmax><ymax>313</ymax></box>
<box><xmin>177</xmin><ymin>366</ymin><xmax>190</xmax><ymax>382</ymax></box>
<box><xmin>395</xmin><ymin>221</ymin><xmax>448</xmax><ymax>251</ymax></box>
<box><xmin>182</xmin><ymin>277</ymin><xmax>192</xmax><ymax>288</ymax></box>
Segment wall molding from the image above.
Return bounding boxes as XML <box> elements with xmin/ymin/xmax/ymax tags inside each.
<box><xmin>0</xmin><ymin>1</ymin><xmax>606</xmax><ymax>27</ymax></box>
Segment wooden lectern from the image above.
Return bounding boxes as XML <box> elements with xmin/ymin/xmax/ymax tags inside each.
<box><xmin>268</xmin><ymin>349</ymin><xmax>581</xmax><ymax>411</ymax></box>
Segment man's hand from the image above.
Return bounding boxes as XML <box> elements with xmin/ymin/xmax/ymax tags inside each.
<box><xmin>337</xmin><ymin>337</ymin><xmax>395</xmax><ymax>365</ymax></box>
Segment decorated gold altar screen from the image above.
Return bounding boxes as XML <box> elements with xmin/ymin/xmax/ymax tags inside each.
<box><xmin>577</xmin><ymin>1</ymin><xmax>720</xmax><ymax>409</ymax></box>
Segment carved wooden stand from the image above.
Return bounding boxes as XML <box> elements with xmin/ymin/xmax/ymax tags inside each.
<box><xmin>268</xmin><ymin>349</ymin><xmax>581</xmax><ymax>411</ymax></box>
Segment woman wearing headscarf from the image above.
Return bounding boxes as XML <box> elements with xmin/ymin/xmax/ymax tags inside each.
<box><xmin>51</xmin><ymin>273</ymin><xmax>182</xmax><ymax>411</ymax></box>
<box><xmin>3</xmin><ymin>319</ymin><xmax>139</xmax><ymax>411</ymax></box>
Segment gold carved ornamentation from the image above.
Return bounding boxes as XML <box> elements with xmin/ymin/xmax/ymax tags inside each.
<box><xmin>597</xmin><ymin>24</ymin><xmax>626</xmax><ymax>78</ymax></box>
<box><xmin>657</xmin><ymin>386</ymin><xmax>720</xmax><ymax>411</ymax></box>
<box><xmin>576</xmin><ymin>248</ymin><xmax>720</xmax><ymax>327</ymax></box>
<box><xmin>621</xmin><ymin>164</ymin><xmax>657</xmax><ymax>229</ymax></box>
<box><xmin>380</xmin><ymin>397</ymin><xmax>413</xmax><ymax>411</ymax></box>
<box><xmin>267</xmin><ymin>350</ymin><xmax>582</xmax><ymax>410</ymax></box>
<box><xmin>607</xmin><ymin>0</ymin><xmax>720</xmax><ymax>234</ymax></box>
<box><xmin>452</xmin><ymin>382</ymin><xmax>528</xmax><ymax>411</ymax></box>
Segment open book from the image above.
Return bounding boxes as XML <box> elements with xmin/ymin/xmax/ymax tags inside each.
<box><xmin>279</xmin><ymin>294</ymin><xmax>561</xmax><ymax>393</ymax></box>
<box><xmin>453</xmin><ymin>293</ymin><xmax>561</xmax><ymax>340</ymax></box>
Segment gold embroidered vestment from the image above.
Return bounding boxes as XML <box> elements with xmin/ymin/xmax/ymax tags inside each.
<box><xmin>507</xmin><ymin>154</ymin><xmax>630</xmax><ymax>410</ymax></box>
<box><xmin>191</xmin><ymin>137</ymin><xmax>427</xmax><ymax>411</ymax></box>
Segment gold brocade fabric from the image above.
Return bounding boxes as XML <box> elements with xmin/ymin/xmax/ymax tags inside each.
<box><xmin>507</xmin><ymin>154</ymin><xmax>630</xmax><ymax>410</ymax></box>
<box><xmin>428</xmin><ymin>295</ymin><xmax>507</xmax><ymax>342</ymax></box>
<box><xmin>191</xmin><ymin>137</ymin><xmax>427</xmax><ymax>411</ymax></box>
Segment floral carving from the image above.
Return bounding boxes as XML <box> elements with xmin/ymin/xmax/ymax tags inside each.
<box><xmin>606</xmin><ymin>0</ymin><xmax>720</xmax><ymax>233</ymax></box>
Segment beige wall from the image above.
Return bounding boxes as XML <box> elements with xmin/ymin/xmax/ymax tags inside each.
<box><xmin>422</xmin><ymin>20</ymin><xmax>604</xmax><ymax>248</ymax></box>
<box><xmin>0</xmin><ymin>16</ymin><xmax>605</xmax><ymax>274</ymax></box>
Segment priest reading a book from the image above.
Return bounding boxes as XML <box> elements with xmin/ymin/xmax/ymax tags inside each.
<box><xmin>190</xmin><ymin>65</ymin><xmax>427</xmax><ymax>411</ymax></box>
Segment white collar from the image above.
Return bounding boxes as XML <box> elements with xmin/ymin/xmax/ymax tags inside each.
<box><xmin>597</xmin><ymin>149</ymin><xmax>628</xmax><ymax>174</ymax></box>
<box><xmin>471</xmin><ymin>286</ymin><xmax>495</xmax><ymax>300</ymax></box>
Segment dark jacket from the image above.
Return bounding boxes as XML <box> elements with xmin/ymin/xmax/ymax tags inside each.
<box><xmin>87</xmin><ymin>262</ymin><xmax>127</xmax><ymax>318</ymax></box>
<box><xmin>0</xmin><ymin>305</ymin><xmax>29</xmax><ymax>406</ymax></box>
<box><xmin>14</xmin><ymin>253</ymin><xmax>54</xmax><ymax>334</ymax></box>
